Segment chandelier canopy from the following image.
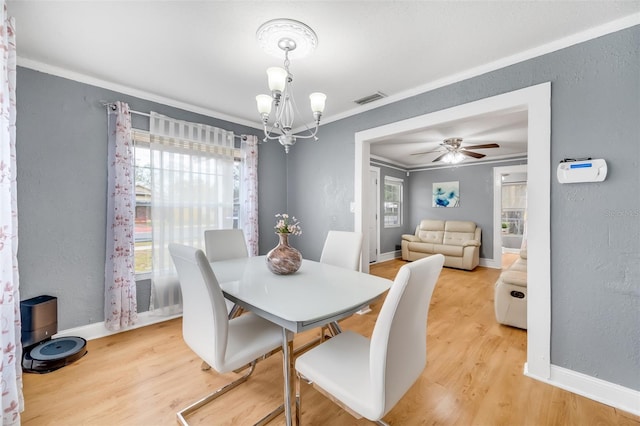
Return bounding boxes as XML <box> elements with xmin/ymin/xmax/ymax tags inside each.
<box><xmin>255</xmin><ymin>19</ymin><xmax>326</xmax><ymax>153</ymax></box>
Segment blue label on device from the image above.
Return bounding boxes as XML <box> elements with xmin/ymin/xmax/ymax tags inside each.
<box><xmin>570</xmin><ymin>163</ymin><xmax>592</xmax><ymax>169</ymax></box>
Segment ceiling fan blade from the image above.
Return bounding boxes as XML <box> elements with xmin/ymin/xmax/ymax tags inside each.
<box><xmin>460</xmin><ymin>150</ymin><xmax>485</xmax><ymax>159</ymax></box>
<box><xmin>411</xmin><ymin>148</ymin><xmax>443</xmax><ymax>156</ymax></box>
<box><xmin>432</xmin><ymin>152</ymin><xmax>449</xmax><ymax>162</ymax></box>
<box><xmin>463</xmin><ymin>143</ymin><xmax>500</xmax><ymax>150</ymax></box>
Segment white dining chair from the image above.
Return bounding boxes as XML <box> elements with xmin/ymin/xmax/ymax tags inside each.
<box><xmin>319</xmin><ymin>230</ymin><xmax>363</xmax><ymax>337</ymax></box>
<box><xmin>294</xmin><ymin>254</ymin><xmax>445</xmax><ymax>425</ymax></box>
<box><xmin>168</xmin><ymin>243</ymin><xmax>285</xmax><ymax>426</ymax></box>
<box><xmin>204</xmin><ymin>229</ymin><xmax>248</xmax><ymax>317</ymax></box>
<box><xmin>319</xmin><ymin>230</ymin><xmax>363</xmax><ymax>271</ymax></box>
<box><xmin>204</xmin><ymin>228</ymin><xmax>249</xmax><ymax>261</ymax></box>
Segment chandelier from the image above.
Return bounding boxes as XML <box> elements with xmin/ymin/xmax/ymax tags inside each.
<box><xmin>255</xmin><ymin>19</ymin><xmax>326</xmax><ymax>153</ymax></box>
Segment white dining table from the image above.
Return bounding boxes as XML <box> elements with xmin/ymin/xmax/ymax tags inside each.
<box><xmin>210</xmin><ymin>255</ymin><xmax>392</xmax><ymax>426</ymax></box>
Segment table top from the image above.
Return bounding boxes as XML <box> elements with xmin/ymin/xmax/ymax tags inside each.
<box><xmin>211</xmin><ymin>256</ymin><xmax>392</xmax><ymax>333</ymax></box>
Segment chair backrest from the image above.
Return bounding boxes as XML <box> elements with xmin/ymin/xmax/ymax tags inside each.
<box><xmin>204</xmin><ymin>229</ymin><xmax>249</xmax><ymax>261</ymax></box>
<box><xmin>319</xmin><ymin>230</ymin><xmax>363</xmax><ymax>271</ymax></box>
<box><xmin>168</xmin><ymin>243</ymin><xmax>230</xmax><ymax>370</ymax></box>
<box><xmin>369</xmin><ymin>254</ymin><xmax>444</xmax><ymax>419</ymax></box>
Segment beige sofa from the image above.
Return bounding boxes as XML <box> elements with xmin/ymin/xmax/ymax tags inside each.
<box><xmin>494</xmin><ymin>248</ymin><xmax>527</xmax><ymax>329</ymax></box>
<box><xmin>401</xmin><ymin>219</ymin><xmax>481</xmax><ymax>270</ymax></box>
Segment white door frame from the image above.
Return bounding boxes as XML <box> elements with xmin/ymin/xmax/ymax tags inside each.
<box><xmin>369</xmin><ymin>166</ymin><xmax>380</xmax><ymax>263</ymax></box>
<box><xmin>493</xmin><ymin>164</ymin><xmax>528</xmax><ymax>268</ymax></box>
<box><xmin>354</xmin><ymin>82</ymin><xmax>551</xmax><ymax>381</ymax></box>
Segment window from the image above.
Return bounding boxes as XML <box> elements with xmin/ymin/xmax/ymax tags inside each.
<box><xmin>132</xmin><ymin>130</ymin><xmax>240</xmax><ymax>276</ymax></box>
<box><xmin>501</xmin><ymin>183</ymin><xmax>526</xmax><ymax>235</ymax></box>
<box><xmin>383</xmin><ymin>176</ymin><xmax>403</xmax><ymax>228</ymax></box>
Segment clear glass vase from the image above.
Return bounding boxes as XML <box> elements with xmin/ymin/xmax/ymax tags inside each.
<box><xmin>266</xmin><ymin>233</ymin><xmax>302</xmax><ymax>275</ymax></box>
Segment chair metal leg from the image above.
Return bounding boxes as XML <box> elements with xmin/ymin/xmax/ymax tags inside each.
<box><xmin>295</xmin><ymin>372</ymin><xmax>302</xmax><ymax>425</ymax></box>
<box><xmin>327</xmin><ymin>321</ymin><xmax>342</xmax><ymax>336</ymax></box>
<box><xmin>177</xmin><ymin>361</ymin><xmax>257</xmax><ymax>425</ymax></box>
<box><xmin>177</xmin><ymin>358</ymin><xmax>284</xmax><ymax>426</ymax></box>
<box><xmin>254</xmin><ymin>404</ymin><xmax>285</xmax><ymax>426</ymax></box>
<box><xmin>374</xmin><ymin>420</ymin><xmax>390</xmax><ymax>426</ymax></box>
<box><xmin>228</xmin><ymin>304</ymin><xmax>244</xmax><ymax>319</ymax></box>
<box><xmin>293</xmin><ymin>321</ymin><xmax>342</xmax><ymax>356</ymax></box>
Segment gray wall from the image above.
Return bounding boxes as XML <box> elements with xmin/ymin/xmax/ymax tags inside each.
<box><xmin>16</xmin><ymin>67</ymin><xmax>287</xmax><ymax>328</ymax></box>
<box><xmin>408</xmin><ymin>159</ymin><xmax>526</xmax><ymax>259</ymax></box>
<box><xmin>287</xmin><ymin>26</ymin><xmax>639</xmax><ymax>391</ymax></box>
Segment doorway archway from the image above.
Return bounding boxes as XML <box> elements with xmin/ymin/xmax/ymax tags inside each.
<box><xmin>354</xmin><ymin>82</ymin><xmax>551</xmax><ymax>380</ymax></box>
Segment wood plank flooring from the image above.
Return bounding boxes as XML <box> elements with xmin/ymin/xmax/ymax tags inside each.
<box><xmin>22</xmin><ymin>258</ymin><xmax>639</xmax><ymax>425</ymax></box>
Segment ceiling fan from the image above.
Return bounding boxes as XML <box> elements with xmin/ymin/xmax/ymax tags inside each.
<box><xmin>411</xmin><ymin>137</ymin><xmax>500</xmax><ymax>163</ymax></box>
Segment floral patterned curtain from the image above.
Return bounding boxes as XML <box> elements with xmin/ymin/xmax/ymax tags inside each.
<box><xmin>104</xmin><ymin>101</ymin><xmax>137</xmax><ymax>331</ymax></box>
<box><xmin>0</xmin><ymin>6</ymin><xmax>22</xmax><ymax>424</ymax></box>
<box><xmin>240</xmin><ymin>135</ymin><xmax>259</xmax><ymax>256</ymax></box>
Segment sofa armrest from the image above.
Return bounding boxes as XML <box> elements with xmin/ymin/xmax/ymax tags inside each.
<box><xmin>463</xmin><ymin>239</ymin><xmax>480</xmax><ymax>247</ymax></box>
<box><xmin>402</xmin><ymin>234</ymin><xmax>420</xmax><ymax>242</ymax></box>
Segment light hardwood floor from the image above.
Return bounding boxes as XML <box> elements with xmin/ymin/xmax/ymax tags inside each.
<box><xmin>22</xmin><ymin>258</ymin><xmax>639</xmax><ymax>425</ymax></box>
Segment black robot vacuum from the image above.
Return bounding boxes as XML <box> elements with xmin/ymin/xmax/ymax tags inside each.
<box><xmin>20</xmin><ymin>295</ymin><xmax>87</xmax><ymax>374</ymax></box>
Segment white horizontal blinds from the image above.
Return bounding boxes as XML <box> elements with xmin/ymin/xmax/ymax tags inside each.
<box><xmin>148</xmin><ymin>112</ymin><xmax>235</xmax><ymax>315</ymax></box>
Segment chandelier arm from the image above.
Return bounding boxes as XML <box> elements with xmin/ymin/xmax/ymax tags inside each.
<box><xmin>290</xmin><ymin>122</ymin><xmax>320</xmax><ymax>140</ymax></box>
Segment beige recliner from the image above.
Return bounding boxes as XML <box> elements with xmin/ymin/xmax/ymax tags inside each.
<box><xmin>494</xmin><ymin>248</ymin><xmax>528</xmax><ymax>329</ymax></box>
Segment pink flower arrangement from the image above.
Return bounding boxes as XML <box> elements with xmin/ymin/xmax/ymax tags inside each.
<box><xmin>274</xmin><ymin>213</ymin><xmax>302</xmax><ymax>235</ymax></box>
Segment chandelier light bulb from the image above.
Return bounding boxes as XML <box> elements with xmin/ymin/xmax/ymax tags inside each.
<box><xmin>256</xmin><ymin>94</ymin><xmax>273</xmax><ymax>116</ymax></box>
<box><xmin>266</xmin><ymin>67</ymin><xmax>287</xmax><ymax>92</ymax></box>
<box><xmin>309</xmin><ymin>92</ymin><xmax>327</xmax><ymax>114</ymax></box>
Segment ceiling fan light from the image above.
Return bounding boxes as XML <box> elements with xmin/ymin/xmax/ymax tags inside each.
<box><xmin>441</xmin><ymin>151</ymin><xmax>464</xmax><ymax>164</ymax></box>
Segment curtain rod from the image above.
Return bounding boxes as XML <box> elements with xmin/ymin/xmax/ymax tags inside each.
<box><xmin>101</xmin><ymin>101</ymin><xmax>247</xmax><ymax>140</ymax></box>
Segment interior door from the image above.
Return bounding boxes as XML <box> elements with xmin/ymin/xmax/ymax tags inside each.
<box><xmin>369</xmin><ymin>168</ymin><xmax>379</xmax><ymax>262</ymax></box>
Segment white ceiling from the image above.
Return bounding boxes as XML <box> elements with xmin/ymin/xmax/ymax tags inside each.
<box><xmin>7</xmin><ymin>1</ymin><xmax>640</xmax><ymax>166</ymax></box>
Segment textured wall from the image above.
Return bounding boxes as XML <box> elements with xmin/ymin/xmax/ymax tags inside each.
<box><xmin>287</xmin><ymin>26</ymin><xmax>639</xmax><ymax>390</ymax></box>
<box><xmin>15</xmin><ymin>68</ymin><xmax>286</xmax><ymax>328</ymax></box>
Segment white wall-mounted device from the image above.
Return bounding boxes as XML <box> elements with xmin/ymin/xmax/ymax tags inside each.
<box><xmin>557</xmin><ymin>158</ymin><xmax>607</xmax><ymax>183</ymax></box>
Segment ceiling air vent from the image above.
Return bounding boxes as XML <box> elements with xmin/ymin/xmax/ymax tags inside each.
<box><xmin>353</xmin><ymin>91</ymin><xmax>387</xmax><ymax>105</ymax></box>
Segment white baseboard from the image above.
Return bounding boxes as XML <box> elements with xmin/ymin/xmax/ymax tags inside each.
<box><xmin>524</xmin><ymin>362</ymin><xmax>640</xmax><ymax>416</ymax></box>
<box><xmin>374</xmin><ymin>252</ymin><xmax>502</xmax><ymax>270</ymax></box>
<box><xmin>54</xmin><ymin>310</ymin><xmax>182</xmax><ymax>341</ymax></box>
<box><xmin>372</xmin><ymin>250</ymin><xmax>402</xmax><ymax>263</ymax></box>
<box><xmin>479</xmin><ymin>257</ymin><xmax>500</xmax><ymax>269</ymax></box>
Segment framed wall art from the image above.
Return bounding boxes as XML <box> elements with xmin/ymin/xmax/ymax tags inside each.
<box><xmin>433</xmin><ymin>181</ymin><xmax>460</xmax><ymax>208</ymax></box>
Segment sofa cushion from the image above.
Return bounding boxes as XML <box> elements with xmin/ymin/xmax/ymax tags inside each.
<box><xmin>442</xmin><ymin>221</ymin><xmax>478</xmax><ymax>246</ymax></box>
<box><xmin>418</xmin><ymin>230</ymin><xmax>444</xmax><ymax>244</ymax></box>
<box><xmin>420</xmin><ymin>219</ymin><xmax>445</xmax><ymax>230</ymax></box>
<box><xmin>444</xmin><ymin>220</ymin><xmax>477</xmax><ymax>233</ymax></box>
<box><xmin>500</xmin><ymin>270</ymin><xmax>527</xmax><ymax>287</ymax></box>
<box><xmin>417</xmin><ymin>220</ymin><xmax>445</xmax><ymax>244</ymax></box>
<box><xmin>434</xmin><ymin>244</ymin><xmax>463</xmax><ymax>257</ymax></box>
<box><xmin>443</xmin><ymin>231</ymin><xmax>476</xmax><ymax>246</ymax></box>
<box><xmin>407</xmin><ymin>242</ymin><xmax>435</xmax><ymax>253</ymax></box>
<box><xmin>509</xmin><ymin>258</ymin><xmax>527</xmax><ymax>273</ymax></box>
